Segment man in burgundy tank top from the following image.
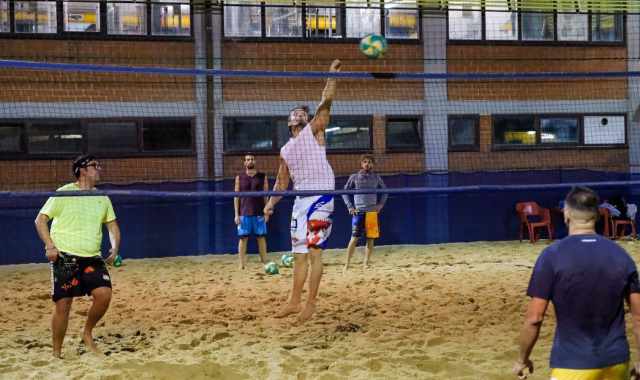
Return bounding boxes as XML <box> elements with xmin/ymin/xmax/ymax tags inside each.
<box><xmin>234</xmin><ymin>154</ymin><xmax>269</xmax><ymax>269</ymax></box>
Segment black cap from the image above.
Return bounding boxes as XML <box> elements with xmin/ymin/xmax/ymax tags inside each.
<box><xmin>72</xmin><ymin>154</ymin><xmax>96</xmax><ymax>178</ymax></box>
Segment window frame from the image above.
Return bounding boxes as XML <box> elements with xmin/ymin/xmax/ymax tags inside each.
<box><xmin>222</xmin><ymin>1</ymin><xmax>421</xmax><ymax>43</ymax></box>
<box><xmin>385</xmin><ymin>115</ymin><xmax>423</xmax><ymax>153</ymax></box>
<box><xmin>0</xmin><ymin>117</ymin><xmax>195</xmax><ymax>159</ymax></box>
<box><xmin>447</xmin><ymin>9</ymin><xmax>625</xmax><ymax>46</ymax></box>
<box><xmin>0</xmin><ymin>0</ymin><xmax>193</xmax><ymax>40</ymax></box>
<box><xmin>447</xmin><ymin>114</ymin><xmax>479</xmax><ymax>152</ymax></box>
<box><xmin>491</xmin><ymin>113</ymin><xmax>627</xmax><ymax>151</ymax></box>
<box><xmin>325</xmin><ymin>115</ymin><xmax>373</xmax><ymax>153</ymax></box>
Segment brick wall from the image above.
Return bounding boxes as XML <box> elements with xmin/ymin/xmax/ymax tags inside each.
<box><xmin>0</xmin><ymin>157</ymin><xmax>199</xmax><ymax>191</ymax></box>
<box><xmin>447</xmin><ymin>45</ymin><xmax>627</xmax><ymax>101</ymax></box>
<box><xmin>221</xmin><ymin>41</ymin><xmax>424</xmax><ymax>102</ymax></box>
<box><xmin>449</xmin><ymin>116</ymin><xmax>629</xmax><ymax>172</ymax></box>
<box><xmin>0</xmin><ymin>40</ymin><xmax>196</xmax><ymax>102</ymax></box>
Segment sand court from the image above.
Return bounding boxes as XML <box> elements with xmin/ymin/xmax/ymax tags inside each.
<box><xmin>1</xmin><ymin>240</ymin><xmax>638</xmax><ymax>380</ymax></box>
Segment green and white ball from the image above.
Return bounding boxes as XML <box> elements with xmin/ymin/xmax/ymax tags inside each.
<box><xmin>264</xmin><ymin>261</ymin><xmax>279</xmax><ymax>275</ymax></box>
<box><xmin>359</xmin><ymin>34</ymin><xmax>388</xmax><ymax>59</ymax></box>
<box><xmin>280</xmin><ymin>253</ymin><xmax>294</xmax><ymax>268</ymax></box>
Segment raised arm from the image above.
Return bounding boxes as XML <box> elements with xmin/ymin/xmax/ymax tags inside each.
<box><xmin>310</xmin><ymin>59</ymin><xmax>341</xmax><ymax>136</ymax></box>
<box><xmin>263</xmin><ymin>156</ymin><xmax>290</xmax><ymax>217</ymax></box>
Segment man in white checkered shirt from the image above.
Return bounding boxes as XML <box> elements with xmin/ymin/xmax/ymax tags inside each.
<box><xmin>264</xmin><ymin>59</ymin><xmax>341</xmax><ymax>323</ymax></box>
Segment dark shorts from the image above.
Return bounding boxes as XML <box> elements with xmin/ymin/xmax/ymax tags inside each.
<box><xmin>50</xmin><ymin>253</ymin><xmax>112</xmax><ymax>302</ymax></box>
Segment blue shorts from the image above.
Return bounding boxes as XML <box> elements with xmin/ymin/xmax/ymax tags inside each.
<box><xmin>238</xmin><ymin>216</ymin><xmax>267</xmax><ymax>237</ymax></box>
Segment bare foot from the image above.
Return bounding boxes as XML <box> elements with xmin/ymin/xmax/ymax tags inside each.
<box><xmin>275</xmin><ymin>303</ymin><xmax>301</xmax><ymax>318</ymax></box>
<box><xmin>52</xmin><ymin>350</ymin><xmax>62</xmax><ymax>359</ymax></box>
<box><xmin>82</xmin><ymin>333</ymin><xmax>103</xmax><ymax>356</ymax></box>
<box><xmin>296</xmin><ymin>303</ymin><xmax>316</xmax><ymax>324</ymax></box>
<box><xmin>343</xmin><ymin>264</ymin><xmax>350</xmax><ymax>274</ymax></box>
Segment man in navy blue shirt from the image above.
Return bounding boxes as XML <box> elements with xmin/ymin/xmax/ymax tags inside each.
<box><xmin>513</xmin><ymin>186</ymin><xmax>640</xmax><ymax>380</ymax></box>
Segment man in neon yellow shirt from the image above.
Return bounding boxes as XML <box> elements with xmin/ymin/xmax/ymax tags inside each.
<box><xmin>35</xmin><ymin>154</ymin><xmax>121</xmax><ymax>358</ymax></box>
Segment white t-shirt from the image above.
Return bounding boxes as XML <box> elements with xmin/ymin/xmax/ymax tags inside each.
<box><xmin>280</xmin><ymin>124</ymin><xmax>335</xmax><ymax>191</ymax></box>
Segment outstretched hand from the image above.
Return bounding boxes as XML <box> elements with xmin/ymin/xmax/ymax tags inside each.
<box><xmin>330</xmin><ymin>59</ymin><xmax>341</xmax><ymax>72</ymax></box>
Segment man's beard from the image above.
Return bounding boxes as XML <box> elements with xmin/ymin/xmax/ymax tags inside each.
<box><xmin>246</xmin><ymin>164</ymin><xmax>255</xmax><ymax>169</ymax></box>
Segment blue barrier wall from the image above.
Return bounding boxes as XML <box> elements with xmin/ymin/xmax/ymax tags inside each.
<box><xmin>1</xmin><ymin>169</ymin><xmax>636</xmax><ymax>265</ymax></box>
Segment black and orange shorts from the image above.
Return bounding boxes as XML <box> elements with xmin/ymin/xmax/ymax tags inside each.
<box><xmin>50</xmin><ymin>253</ymin><xmax>112</xmax><ymax>302</ymax></box>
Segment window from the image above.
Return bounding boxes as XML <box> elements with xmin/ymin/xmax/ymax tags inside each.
<box><xmin>384</xmin><ymin>0</ymin><xmax>418</xmax><ymax>39</ymax></box>
<box><xmin>64</xmin><ymin>1</ymin><xmax>100</xmax><ymax>32</ymax></box>
<box><xmin>557</xmin><ymin>12</ymin><xmax>588</xmax><ymax>41</ymax></box>
<box><xmin>107</xmin><ymin>2</ymin><xmax>147</xmax><ymax>35</ymax></box>
<box><xmin>493</xmin><ymin>115</ymin><xmax>536</xmax><ymax>146</ymax></box>
<box><xmin>448</xmin><ymin>116</ymin><xmax>478</xmax><ymax>150</ymax></box>
<box><xmin>521</xmin><ymin>12</ymin><xmax>554</xmax><ymax>41</ymax></box>
<box><xmin>485</xmin><ymin>5</ymin><xmax>518</xmax><ymax>40</ymax></box>
<box><xmin>306</xmin><ymin>4</ymin><xmax>342</xmax><ymax>38</ymax></box>
<box><xmin>142</xmin><ymin>119</ymin><xmax>192</xmax><ymax>151</ymax></box>
<box><xmin>448</xmin><ymin>10</ymin><xmax>622</xmax><ymax>43</ymax></box>
<box><xmin>152</xmin><ymin>0</ymin><xmax>191</xmax><ymax>36</ymax></box>
<box><xmin>0</xmin><ymin>125</ymin><xmax>22</xmax><ymax>152</ymax></box>
<box><xmin>15</xmin><ymin>1</ymin><xmax>57</xmax><ymax>33</ymax></box>
<box><xmin>346</xmin><ymin>0</ymin><xmax>381</xmax><ymax>38</ymax></box>
<box><xmin>592</xmin><ymin>13</ymin><xmax>623</xmax><ymax>42</ymax></box>
<box><xmin>223</xmin><ymin>0</ymin><xmax>417</xmax><ymax>40</ymax></box>
<box><xmin>87</xmin><ymin>121</ymin><xmax>139</xmax><ymax>153</ymax></box>
<box><xmin>540</xmin><ymin>117</ymin><xmax>578</xmax><ymax>144</ymax></box>
<box><xmin>448</xmin><ymin>5</ymin><xmax>482</xmax><ymax>40</ymax></box>
<box><xmin>28</xmin><ymin>121</ymin><xmax>83</xmax><ymax>154</ymax></box>
<box><xmin>265</xmin><ymin>4</ymin><xmax>302</xmax><ymax>37</ymax></box>
<box><xmin>326</xmin><ymin>116</ymin><xmax>371</xmax><ymax>150</ymax></box>
<box><xmin>0</xmin><ymin>0</ymin><xmax>9</xmax><ymax>32</ymax></box>
<box><xmin>584</xmin><ymin>116</ymin><xmax>625</xmax><ymax>145</ymax></box>
<box><xmin>387</xmin><ymin>117</ymin><xmax>422</xmax><ymax>151</ymax></box>
<box><xmin>224</xmin><ymin>117</ymin><xmax>280</xmax><ymax>152</ymax></box>
<box><xmin>223</xmin><ymin>1</ymin><xmax>261</xmax><ymax>37</ymax></box>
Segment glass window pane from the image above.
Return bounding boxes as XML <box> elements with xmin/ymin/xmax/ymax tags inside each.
<box><xmin>15</xmin><ymin>1</ymin><xmax>57</xmax><ymax>34</ymax></box>
<box><xmin>107</xmin><ymin>3</ymin><xmax>147</xmax><ymax>35</ymax></box>
<box><xmin>558</xmin><ymin>12</ymin><xmax>588</xmax><ymax>41</ymax></box>
<box><xmin>0</xmin><ymin>125</ymin><xmax>22</xmax><ymax>152</ymax></box>
<box><xmin>265</xmin><ymin>6</ymin><xmax>302</xmax><ymax>37</ymax></box>
<box><xmin>346</xmin><ymin>1</ymin><xmax>380</xmax><ymax>38</ymax></box>
<box><xmin>584</xmin><ymin>116</ymin><xmax>625</xmax><ymax>145</ymax></box>
<box><xmin>152</xmin><ymin>2</ymin><xmax>191</xmax><ymax>36</ymax></box>
<box><xmin>448</xmin><ymin>7</ymin><xmax>481</xmax><ymax>40</ymax></box>
<box><xmin>142</xmin><ymin>119</ymin><xmax>192</xmax><ymax>151</ymax></box>
<box><xmin>493</xmin><ymin>116</ymin><xmax>536</xmax><ymax>145</ymax></box>
<box><xmin>387</xmin><ymin>118</ymin><xmax>421</xmax><ymax>149</ymax></box>
<box><xmin>224</xmin><ymin>118</ymin><xmax>275</xmax><ymax>152</ymax></box>
<box><xmin>223</xmin><ymin>3</ymin><xmax>261</xmax><ymax>37</ymax></box>
<box><xmin>385</xmin><ymin>0</ymin><xmax>418</xmax><ymax>39</ymax></box>
<box><xmin>1</xmin><ymin>1</ymin><xmax>9</xmax><ymax>32</ymax></box>
<box><xmin>326</xmin><ymin>117</ymin><xmax>371</xmax><ymax>150</ymax></box>
<box><xmin>275</xmin><ymin>118</ymin><xmax>290</xmax><ymax>148</ymax></box>
<box><xmin>28</xmin><ymin>122</ymin><xmax>83</xmax><ymax>154</ymax></box>
<box><xmin>521</xmin><ymin>12</ymin><xmax>554</xmax><ymax>41</ymax></box>
<box><xmin>448</xmin><ymin>117</ymin><xmax>476</xmax><ymax>147</ymax></box>
<box><xmin>88</xmin><ymin>121</ymin><xmax>139</xmax><ymax>153</ymax></box>
<box><xmin>306</xmin><ymin>6</ymin><xmax>342</xmax><ymax>38</ymax></box>
<box><xmin>64</xmin><ymin>1</ymin><xmax>100</xmax><ymax>32</ymax></box>
<box><xmin>592</xmin><ymin>13</ymin><xmax>623</xmax><ymax>42</ymax></box>
<box><xmin>540</xmin><ymin>117</ymin><xmax>578</xmax><ymax>144</ymax></box>
<box><xmin>485</xmin><ymin>6</ymin><xmax>517</xmax><ymax>40</ymax></box>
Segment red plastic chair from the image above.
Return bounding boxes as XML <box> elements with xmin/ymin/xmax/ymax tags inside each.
<box><xmin>516</xmin><ymin>202</ymin><xmax>554</xmax><ymax>243</ymax></box>
<box><xmin>613</xmin><ymin>219</ymin><xmax>637</xmax><ymax>239</ymax></box>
